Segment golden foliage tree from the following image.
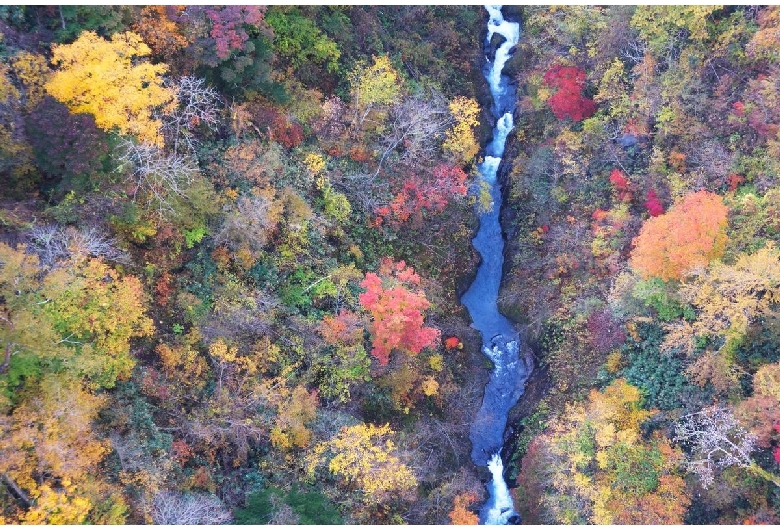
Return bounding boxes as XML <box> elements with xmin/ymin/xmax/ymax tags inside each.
<box><xmin>269</xmin><ymin>384</ymin><xmax>318</xmax><ymax>452</ymax></box>
<box><xmin>1</xmin><ymin>243</ymin><xmax>152</xmax><ymax>397</ymax></box>
<box><xmin>45</xmin><ymin>31</ymin><xmax>175</xmax><ymax>146</ymax></box>
<box><xmin>10</xmin><ymin>51</ymin><xmax>50</xmax><ymax>110</ymax></box>
<box><xmin>662</xmin><ymin>243</ymin><xmax>780</xmax><ymax>394</ymax></box>
<box><xmin>630</xmin><ymin>190</ymin><xmax>728</xmax><ymax>281</ymax></box>
<box><xmin>679</xmin><ymin>243</ymin><xmax>780</xmax><ymax>353</ymax></box>
<box><xmin>306</xmin><ymin>423</ymin><xmax>417</xmax><ymax>506</ymax></box>
<box><xmin>349</xmin><ymin>55</ymin><xmax>402</xmax><ymax>128</ymax></box>
<box><xmin>43</xmin><ymin>257</ymin><xmax>155</xmax><ymax>389</ymax></box>
<box><xmin>442</xmin><ymin>96</ymin><xmax>480</xmax><ymax>165</ymax></box>
<box><xmin>517</xmin><ymin>379</ymin><xmax>690</xmax><ymax>524</ymax></box>
<box><xmin>0</xmin><ymin>375</ymin><xmax>124</xmax><ymax>524</ymax></box>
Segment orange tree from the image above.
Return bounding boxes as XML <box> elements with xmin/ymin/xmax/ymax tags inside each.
<box><xmin>630</xmin><ymin>190</ymin><xmax>729</xmax><ymax>281</ymax></box>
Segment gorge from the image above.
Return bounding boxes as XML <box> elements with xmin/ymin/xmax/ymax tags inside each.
<box><xmin>461</xmin><ymin>6</ymin><xmax>531</xmax><ymax>525</ymax></box>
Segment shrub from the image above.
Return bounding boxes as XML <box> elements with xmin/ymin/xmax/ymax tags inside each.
<box><xmin>620</xmin><ymin>323</ymin><xmax>692</xmax><ymax>410</ymax></box>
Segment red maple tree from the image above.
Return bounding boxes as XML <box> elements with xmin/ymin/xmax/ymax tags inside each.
<box><xmin>375</xmin><ymin>164</ymin><xmax>468</xmax><ymax>227</ymax></box>
<box><xmin>358</xmin><ymin>258</ymin><xmax>440</xmax><ymax>365</ymax></box>
<box><xmin>543</xmin><ymin>65</ymin><xmax>596</xmax><ymax>121</ymax></box>
<box><xmin>644</xmin><ymin>189</ymin><xmax>664</xmax><ymax>217</ymax></box>
<box><xmin>609</xmin><ymin>168</ymin><xmax>633</xmax><ymax>202</ymax></box>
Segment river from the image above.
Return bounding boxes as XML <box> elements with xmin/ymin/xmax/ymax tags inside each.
<box><xmin>460</xmin><ymin>6</ymin><xmax>531</xmax><ymax>525</ymax></box>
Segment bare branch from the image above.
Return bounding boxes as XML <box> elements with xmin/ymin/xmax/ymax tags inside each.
<box><xmin>674</xmin><ymin>406</ymin><xmax>757</xmax><ymax>488</ymax></box>
<box><xmin>150</xmin><ymin>490</ymin><xmax>233</xmax><ymax>525</ymax></box>
<box><xmin>27</xmin><ymin>224</ymin><xmax>129</xmax><ymax>267</ymax></box>
<box><xmin>373</xmin><ymin>90</ymin><xmax>453</xmax><ymax>177</ymax></box>
<box><xmin>621</xmin><ymin>36</ymin><xmax>648</xmax><ymax>65</ymax></box>
<box><xmin>115</xmin><ymin>140</ymin><xmax>198</xmax><ymax>216</ymax></box>
<box><xmin>159</xmin><ymin>76</ymin><xmax>221</xmax><ymax>155</ymax></box>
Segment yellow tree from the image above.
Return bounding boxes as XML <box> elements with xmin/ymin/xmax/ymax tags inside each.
<box><xmin>269</xmin><ymin>384</ymin><xmax>318</xmax><ymax>452</ymax></box>
<box><xmin>442</xmin><ymin>96</ymin><xmax>480</xmax><ymax>165</ymax></box>
<box><xmin>680</xmin><ymin>243</ymin><xmax>780</xmax><ymax>354</ymax></box>
<box><xmin>0</xmin><ymin>374</ymin><xmax>125</xmax><ymax>524</ymax></box>
<box><xmin>0</xmin><ymin>244</ymin><xmax>137</xmax><ymax>523</ymax></box>
<box><xmin>349</xmin><ymin>55</ymin><xmax>402</xmax><ymax>128</ymax></box>
<box><xmin>306</xmin><ymin>423</ymin><xmax>417</xmax><ymax>509</ymax></box>
<box><xmin>663</xmin><ymin>243</ymin><xmax>780</xmax><ymax>395</ymax></box>
<box><xmin>10</xmin><ymin>51</ymin><xmax>50</xmax><ymax>109</ymax></box>
<box><xmin>1</xmin><ymin>243</ymin><xmax>153</xmax><ymax>396</ymax></box>
<box><xmin>43</xmin><ymin>257</ymin><xmax>155</xmax><ymax>389</ymax></box>
<box><xmin>594</xmin><ymin>58</ymin><xmax>631</xmax><ymax>123</ymax></box>
<box><xmin>517</xmin><ymin>379</ymin><xmax>690</xmax><ymax>524</ymax></box>
<box><xmin>45</xmin><ymin>31</ymin><xmax>175</xmax><ymax>146</ymax></box>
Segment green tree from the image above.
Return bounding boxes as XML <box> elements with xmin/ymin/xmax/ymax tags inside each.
<box><xmin>266</xmin><ymin>7</ymin><xmax>340</xmax><ymax>74</ymax></box>
<box><xmin>631</xmin><ymin>6</ymin><xmax>722</xmax><ymax>56</ymax></box>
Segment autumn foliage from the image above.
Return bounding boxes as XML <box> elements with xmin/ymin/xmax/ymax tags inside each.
<box><xmin>45</xmin><ymin>31</ymin><xmax>175</xmax><ymax>146</ymax></box>
<box><xmin>609</xmin><ymin>168</ymin><xmax>632</xmax><ymax>202</ymax></box>
<box><xmin>449</xmin><ymin>492</ymin><xmax>480</xmax><ymax>524</ymax></box>
<box><xmin>249</xmin><ymin>104</ymin><xmax>305</xmax><ymax>148</ymax></box>
<box><xmin>375</xmin><ymin>164</ymin><xmax>468</xmax><ymax>227</ymax></box>
<box><xmin>442</xmin><ymin>96</ymin><xmax>481</xmax><ymax>165</ymax></box>
<box><xmin>132</xmin><ymin>6</ymin><xmax>189</xmax><ymax>60</ymax></box>
<box><xmin>306</xmin><ymin>423</ymin><xmax>417</xmax><ymax>508</ymax></box>
<box><xmin>358</xmin><ymin>258</ymin><xmax>440</xmax><ymax>365</ymax></box>
<box><xmin>543</xmin><ymin>65</ymin><xmax>596</xmax><ymax>121</ymax></box>
<box><xmin>630</xmin><ymin>190</ymin><xmax>729</xmax><ymax>280</ymax></box>
<box><xmin>644</xmin><ymin>189</ymin><xmax>664</xmax><ymax>216</ymax></box>
<box><xmin>444</xmin><ymin>336</ymin><xmax>462</xmax><ymax>349</ymax></box>
<box><xmin>517</xmin><ymin>380</ymin><xmax>690</xmax><ymax>524</ymax></box>
<box><xmin>204</xmin><ymin>6</ymin><xmax>266</xmax><ymax>61</ymax></box>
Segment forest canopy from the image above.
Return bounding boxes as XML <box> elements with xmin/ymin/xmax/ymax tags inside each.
<box><xmin>1</xmin><ymin>4</ymin><xmax>780</xmax><ymax>526</ymax></box>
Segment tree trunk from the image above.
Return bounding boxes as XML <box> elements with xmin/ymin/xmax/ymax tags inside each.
<box><xmin>1</xmin><ymin>473</ymin><xmax>31</xmax><ymax>507</ymax></box>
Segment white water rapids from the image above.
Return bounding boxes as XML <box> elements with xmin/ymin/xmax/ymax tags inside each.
<box><xmin>460</xmin><ymin>6</ymin><xmax>530</xmax><ymax>525</ymax></box>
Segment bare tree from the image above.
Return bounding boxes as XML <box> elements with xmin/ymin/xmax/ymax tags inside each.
<box><xmin>214</xmin><ymin>194</ymin><xmax>282</xmax><ymax>252</ymax></box>
<box><xmin>313</xmin><ymin>95</ymin><xmax>348</xmax><ymax>142</ymax></box>
<box><xmin>116</xmin><ymin>140</ymin><xmax>198</xmax><ymax>215</ymax></box>
<box><xmin>621</xmin><ymin>35</ymin><xmax>649</xmax><ymax>65</ymax></box>
<box><xmin>150</xmin><ymin>490</ymin><xmax>233</xmax><ymax>525</ymax></box>
<box><xmin>27</xmin><ymin>224</ymin><xmax>129</xmax><ymax>267</ymax></box>
<box><xmin>674</xmin><ymin>406</ymin><xmax>757</xmax><ymax>488</ymax></box>
<box><xmin>373</xmin><ymin>90</ymin><xmax>453</xmax><ymax>177</ymax></box>
<box><xmin>159</xmin><ymin>76</ymin><xmax>221</xmax><ymax>155</ymax></box>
